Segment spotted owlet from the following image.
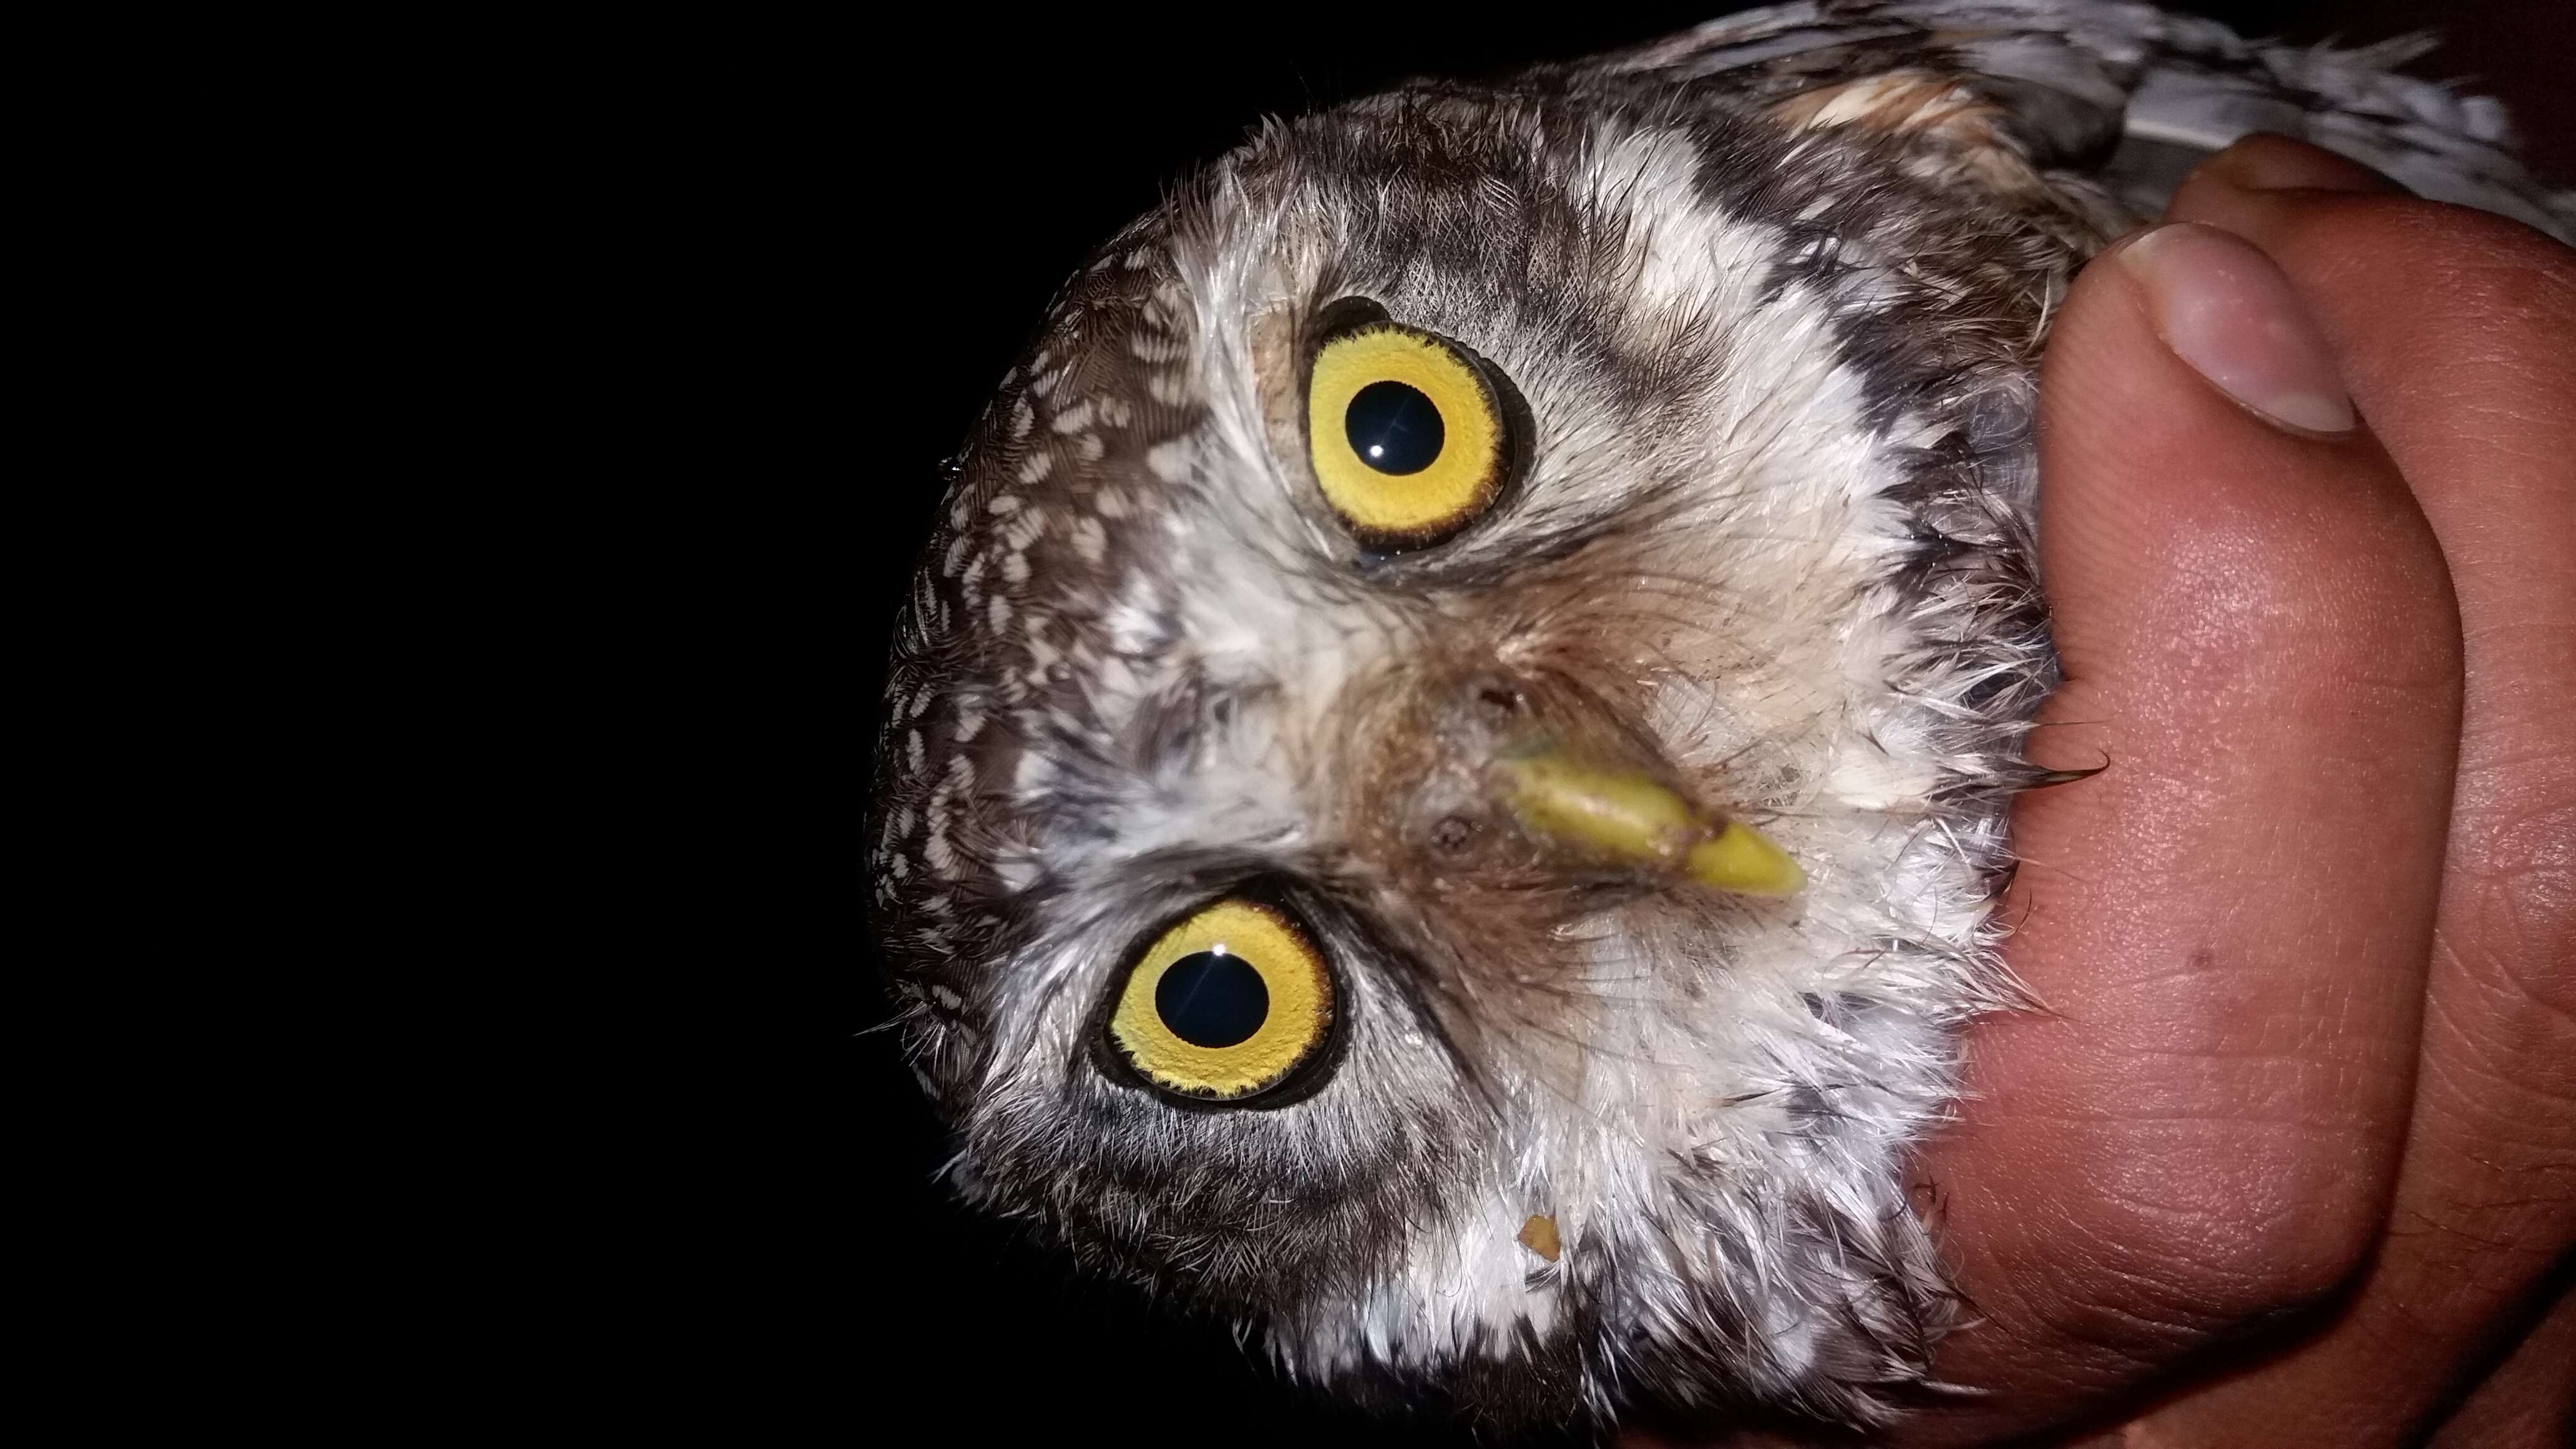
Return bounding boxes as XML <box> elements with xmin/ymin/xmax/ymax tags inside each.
<box><xmin>867</xmin><ymin>0</ymin><xmax>2572</xmax><ymax>1433</ymax></box>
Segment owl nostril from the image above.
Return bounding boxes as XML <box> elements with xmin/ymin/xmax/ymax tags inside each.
<box><xmin>1431</xmin><ymin>815</ymin><xmax>1476</xmax><ymax>852</ymax></box>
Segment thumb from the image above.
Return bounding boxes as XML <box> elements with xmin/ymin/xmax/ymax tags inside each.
<box><xmin>1903</xmin><ymin>224</ymin><xmax>2460</xmax><ymax>1442</ymax></box>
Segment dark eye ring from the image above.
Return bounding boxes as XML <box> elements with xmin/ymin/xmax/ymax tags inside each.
<box><xmin>1303</xmin><ymin>303</ymin><xmax>1523</xmax><ymax>552</ymax></box>
<box><xmin>1105</xmin><ymin>896</ymin><xmax>1335</xmax><ymax>1103</ymax></box>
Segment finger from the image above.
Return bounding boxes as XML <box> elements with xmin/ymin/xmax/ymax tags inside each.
<box><xmin>2425</xmin><ymin>1267</ymin><xmax>2576</xmax><ymax>1449</ymax></box>
<box><xmin>1900</xmin><ymin>222</ymin><xmax>2462</xmax><ymax>1443</ymax></box>
<box><xmin>2132</xmin><ymin>139</ymin><xmax>2576</xmax><ymax>1447</ymax></box>
<box><xmin>2071</xmin><ymin>1274</ymin><xmax>2573</xmax><ymax>1449</ymax></box>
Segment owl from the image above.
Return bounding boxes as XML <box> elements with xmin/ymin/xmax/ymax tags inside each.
<box><xmin>868</xmin><ymin>0</ymin><xmax>2572</xmax><ymax>1434</ymax></box>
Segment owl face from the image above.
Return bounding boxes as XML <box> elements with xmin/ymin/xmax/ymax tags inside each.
<box><xmin>872</xmin><ymin>79</ymin><xmax>2071</xmax><ymax>1427</ymax></box>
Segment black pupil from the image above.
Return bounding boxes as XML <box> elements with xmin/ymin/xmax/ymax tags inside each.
<box><xmin>1155</xmin><ymin>951</ymin><xmax>1269</xmax><ymax>1048</ymax></box>
<box><xmin>1344</xmin><ymin>380</ymin><xmax>1444</xmax><ymax>476</ymax></box>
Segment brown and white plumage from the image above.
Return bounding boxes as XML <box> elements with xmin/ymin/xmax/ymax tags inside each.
<box><xmin>867</xmin><ymin>2</ymin><xmax>2567</xmax><ymax>1433</ymax></box>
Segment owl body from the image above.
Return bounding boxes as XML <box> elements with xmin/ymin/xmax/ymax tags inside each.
<box><xmin>871</xmin><ymin>2</ymin><xmax>2570</xmax><ymax>1432</ymax></box>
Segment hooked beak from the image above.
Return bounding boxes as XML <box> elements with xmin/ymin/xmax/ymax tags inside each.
<box><xmin>1494</xmin><ymin>749</ymin><xmax>1805</xmax><ymax>897</ymax></box>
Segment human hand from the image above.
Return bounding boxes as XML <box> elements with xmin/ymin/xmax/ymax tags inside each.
<box><xmin>1891</xmin><ymin>135</ymin><xmax>2575</xmax><ymax>1447</ymax></box>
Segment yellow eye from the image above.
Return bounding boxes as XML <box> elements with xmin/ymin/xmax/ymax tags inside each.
<box><xmin>1107</xmin><ymin>898</ymin><xmax>1334</xmax><ymax>1101</ymax></box>
<box><xmin>1305</xmin><ymin>321</ymin><xmax>1506</xmax><ymax>547</ymax></box>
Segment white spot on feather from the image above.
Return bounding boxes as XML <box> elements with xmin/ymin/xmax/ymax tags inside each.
<box><xmin>1144</xmin><ymin>440</ymin><xmax>1191</xmax><ymax>483</ymax></box>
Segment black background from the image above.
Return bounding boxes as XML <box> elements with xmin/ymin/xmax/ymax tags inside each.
<box><xmin>603</xmin><ymin>4</ymin><xmax>2569</xmax><ymax>1440</ymax></box>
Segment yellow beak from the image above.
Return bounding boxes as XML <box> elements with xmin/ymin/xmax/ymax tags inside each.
<box><xmin>1495</xmin><ymin>751</ymin><xmax>1804</xmax><ymax>897</ymax></box>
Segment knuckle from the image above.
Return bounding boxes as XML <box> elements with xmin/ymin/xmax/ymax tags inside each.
<box><xmin>2448</xmin><ymin>745</ymin><xmax>2576</xmax><ymax>1024</ymax></box>
<box><xmin>2442</xmin><ymin>793</ymin><xmax>2576</xmax><ymax>1047</ymax></box>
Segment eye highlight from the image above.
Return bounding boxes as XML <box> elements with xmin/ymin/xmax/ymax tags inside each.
<box><xmin>1108</xmin><ymin>898</ymin><xmax>1334</xmax><ymax>1101</ymax></box>
<box><xmin>1306</xmin><ymin>320</ymin><xmax>1507</xmax><ymax>548</ymax></box>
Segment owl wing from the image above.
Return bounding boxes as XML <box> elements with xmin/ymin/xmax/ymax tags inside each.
<box><xmin>1576</xmin><ymin>0</ymin><xmax>2575</xmax><ymax>242</ymax></box>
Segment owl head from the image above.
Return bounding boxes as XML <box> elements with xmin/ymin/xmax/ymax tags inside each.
<box><xmin>869</xmin><ymin>67</ymin><xmax>2079</xmax><ymax>1430</ymax></box>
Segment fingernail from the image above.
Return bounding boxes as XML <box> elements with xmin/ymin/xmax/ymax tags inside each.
<box><xmin>2212</xmin><ymin>134</ymin><xmax>2408</xmax><ymax>194</ymax></box>
<box><xmin>2119</xmin><ymin>223</ymin><xmax>2356</xmax><ymax>435</ymax></box>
